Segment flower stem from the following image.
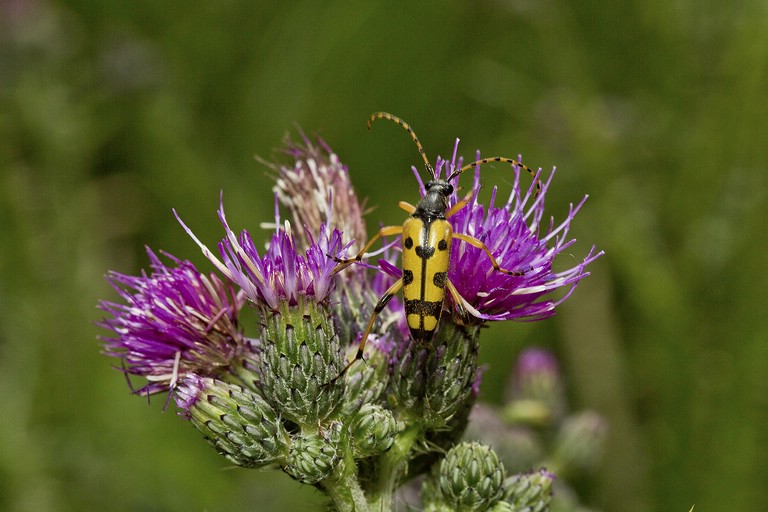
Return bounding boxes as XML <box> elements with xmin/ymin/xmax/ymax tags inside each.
<box><xmin>368</xmin><ymin>422</ymin><xmax>422</xmax><ymax>512</ymax></box>
<box><xmin>323</xmin><ymin>455</ymin><xmax>369</xmax><ymax>512</ymax></box>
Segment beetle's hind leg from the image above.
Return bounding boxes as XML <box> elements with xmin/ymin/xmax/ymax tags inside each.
<box><xmin>452</xmin><ymin>232</ymin><xmax>529</xmax><ymax>276</ymax></box>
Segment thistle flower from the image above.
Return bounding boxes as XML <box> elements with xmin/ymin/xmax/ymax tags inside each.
<box><xmin>176</xmin><ymin>198</ymin><xmax>344</xmax><ymax>311</ymax></box>
<box><xmin>267</xmin><ymin>134</ymin><xmax>407</xmax><ymax>348</ymax></box>
<box><xmin>177</xmin><ymin>200</ymin><xmax>351</xmax><ymax>423</ymax></box>
<box><xmin>268</xmin><ymin>133</ymin><xmax>367</xmax><ymax>249</ymax></box>
<box><xmin>504</xmin><ymin>347</ymin><xmax>566</xmax><ymax>426</ymax></box>
<box><xmin>99</xmin><ymin>248</ymin><xmax>248</xmax><ymax>395</ymax></box>
<box><xmin>426</xmin><ymin>139</ymin><xmax>603</xmax><ymax>323</ymax></box>
<box><xmin>97</xmin><ymin>121</ymin><xmax>603</xmax><ymax>512</ymax></box>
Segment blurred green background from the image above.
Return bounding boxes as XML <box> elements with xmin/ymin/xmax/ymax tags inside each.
<box><xmin>1</xmin><ymin>1</ymin><xmax>766</xmax><ymax>510</ymax></box>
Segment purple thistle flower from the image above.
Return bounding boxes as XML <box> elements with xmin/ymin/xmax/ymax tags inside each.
<box><xmin>176</xmin><ymin>197</ymin><xmax>345</xmax><ymax>310</ymax></box>
<box><xmin>436</xmin><ymin>139</ymin><xmax>602</xmax><ymax>322</ymax></box>
<box><xmin>507</xmin><ymin>347</ymin><xmax>566</xmax><ymax>422</ymax></box>
<box><xmin>99</xmin><ymin>249</ymin><xmax>247</xmax><ymax>396</ymax></box>
<box><xmin>515</xmin><ymin>347</ymin><xmax>560</xmax><ymax>382</ymax></box>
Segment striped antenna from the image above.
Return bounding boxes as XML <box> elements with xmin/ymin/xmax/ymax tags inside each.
<box><xmin>449</xmin><ymin>156</ymin><xmax>542</xmax><ymax>197</ymax></box>
<box><xmin>368</xmin><ymin>112</ymin><xmax>435</xmax><ymax>179</ymax></box>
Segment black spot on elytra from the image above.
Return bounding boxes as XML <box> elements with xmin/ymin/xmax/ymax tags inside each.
<box><xmin>404</xmin><ymin>237</ymin><xmax>413</xmax><ymax>249</ymax></box>
<box><xmin>415</xmin><ymin>245</ymin><xmax>435</xmax><ymax>259</ymax></box>
<box><xmin>403</xmin><ymin>270</ymin><xmax>414</xmax><ymax>285</ymax></box>
<box><xmin>433</xmin><ymin>272</ymin><xmax>447</xmax><ymax>288</ymax></box>
<box><xmin>438</xmin><ymin>239</ymin><xmax>448</xmax><ymax>251</ymax></box>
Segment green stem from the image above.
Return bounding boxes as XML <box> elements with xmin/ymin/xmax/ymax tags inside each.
<box><xmin>323</xmin><ymin>455</ymin><xmax>369</xmax><ymax>512</ymax></box>
<box><xmin>368</xmin><ymin>423</ymin><xmax>422</xmax><ymax>512</ymax></box>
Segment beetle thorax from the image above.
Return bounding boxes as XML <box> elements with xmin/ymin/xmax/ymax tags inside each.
<box><xmin>414</xmin><ymin>179</ymin><xmax>454</xmax><ymax>220</ymax></box>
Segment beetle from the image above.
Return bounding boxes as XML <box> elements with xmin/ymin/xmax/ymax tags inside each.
<box><xmin>332</xmin><ymin>112</ymin><xmax>541</xmax><ymax>376</ymax></box>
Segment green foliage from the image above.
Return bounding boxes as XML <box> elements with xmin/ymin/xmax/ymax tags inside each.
<box><xmin>1</xmin><ymin>1</ymin><xmax>766</xmax><ymax>510</ymax></box>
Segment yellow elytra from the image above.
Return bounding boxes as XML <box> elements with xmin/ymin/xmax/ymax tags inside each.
<box><xmin>331</xmin><ymin>112</ymin><xmax>541</xmax><ymax>378</ymax></box>
<box><xmin>402</xmin><ymin>216</ymin><xmax>452</xmax><ymax>341</ymax></box>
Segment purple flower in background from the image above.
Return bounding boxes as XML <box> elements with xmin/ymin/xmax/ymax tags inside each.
<box><xmin>507</xmin><ymin>347</ymin><xmax>566</xmax><ymax>422</ymax></box>
<box><xmin>514</xmin><ymin>348</ymin><xmax>561</xmax><ymax>386</ymax></box>
<box><xmin>99</xmin><ymin>249</ymin><xmax>246</xmax><ymax>396</ymax></box>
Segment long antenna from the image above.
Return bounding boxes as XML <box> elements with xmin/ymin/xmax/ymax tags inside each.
<box><xmin>450</xmin><ymin>156</ymin><xmax>542</xmax><ymax>197</ymax></box>
<box><xmin>368</xmin><ymin>112</ymin><xmax>435</xmax><ymax>178</ymax></box>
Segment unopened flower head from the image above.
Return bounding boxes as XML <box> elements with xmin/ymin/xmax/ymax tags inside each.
<box><xmin>504</xmin><ymin>347</ymin><xmax>566</xmax><ymax>426</ymax></box>
<box><xmin>509</xmin><ymin>348</ymin><xmax>563</xmax><ymax>401</ymax></box>
<box><xmin>174</xmin><ymin>374</ymin><xmax>287</xmax><ymax>468</ymax></box>
<box><xmin>99</xmin><ymin>248</ymin><xmax>246</xmax><ymax>395</ymax></box>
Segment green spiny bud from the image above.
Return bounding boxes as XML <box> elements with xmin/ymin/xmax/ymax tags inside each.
<box><xmin>283</xmin><ymin>422</ymin><xmax>343</xmax><ymax>484</ymax></box>
<box><xmin>487</xmin><ymin>501</ymin><xmax>515</xmax><ymax>512</ymax></box>
<box><xmin>426</xmin><ymin>442</ymin><xmax>506</xmax><ymax>512</ymax></box>
<box><xmin>388</xmin><ymin>338</ymin><xmax>429</xmax><ymax>414</ymax></box>
<box><xmin>505</xmin><ymin>469</ymin><xmax>555</xmax><ymax>512</ymax></box>
<box><xmin>350</xmin><ymin>403</ymin><xmax>397</xmax><ymax>457</ymax></box>
<box><xmin>423</xmin><ymin>322</ymin><xmax>480</xmax><ymax>428</ymax></box>
<box><xmin>548</xmin><ymin>410</ymin><xmax>607</xmax><ymax>478</ymax></box>
<box><xmin>258</xmin><ymin>301</ymin><xmax>344</xmax><ymax>426</ymax></box>
<box><xmin>340</xmin><ymin>337</ymin><xmax>390</xmax><ymax>417</ymax></box>
<box><xmin>175</xmin><ymin>375</ymin><xmax>287</xmax><ymax>468</ymax></box>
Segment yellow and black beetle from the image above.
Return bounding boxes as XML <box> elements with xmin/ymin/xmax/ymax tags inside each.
<box><xmin>333</xmin><ymin>112</ymin><xmax>541</xmax><ymax>376</ymax></box>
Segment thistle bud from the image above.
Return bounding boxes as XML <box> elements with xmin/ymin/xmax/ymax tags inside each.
<box><xmin>423</xmin><ymin>323</ymin><xmax>480</xmax><ymax>428</ymax></box>
<box><xmin>504</xmin><ymin>348</ymin><xmax>565</xmax><ymax>427</ymax></box>
<box><xmin>350</xmin><ymin>403</ymin><xmax>397</xmax><ymax>457</ymax></box>
<box><xmin>548</xmin><ymin>410</ymin><xmax>607</xmax><ymax>478</ymax></box>
<box><xmin>283</xmin><ymin>423</ymin><xmax>342</xmax><ymax>484</ymax></box>
<box><xmin>258</xmin><ymin>301</ymin><xmax>344</xmax><ymax>426</ymax></box>
<box><xmin>505</xmin><ymin>469</ymin><xmax>555</xmax><ymax>512</ymax></box>
<box><xmin>424</xmin><ymin>442</ymin><xmax>506</xmax><ymax>512</ymax></box>
<box><xmin>388</xmin><ymin>338</ymin><xmax>429</xmax><ymax>413</ymax></box>
<box><xmin>340</xmin><ymin>335</ymin><xmax>391</xmax><ymax>417</ymax></box>
<box><xmin>175</xmin><ymin>374</ymin><xmax>287</xmax><ymax>468</ymax></box>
